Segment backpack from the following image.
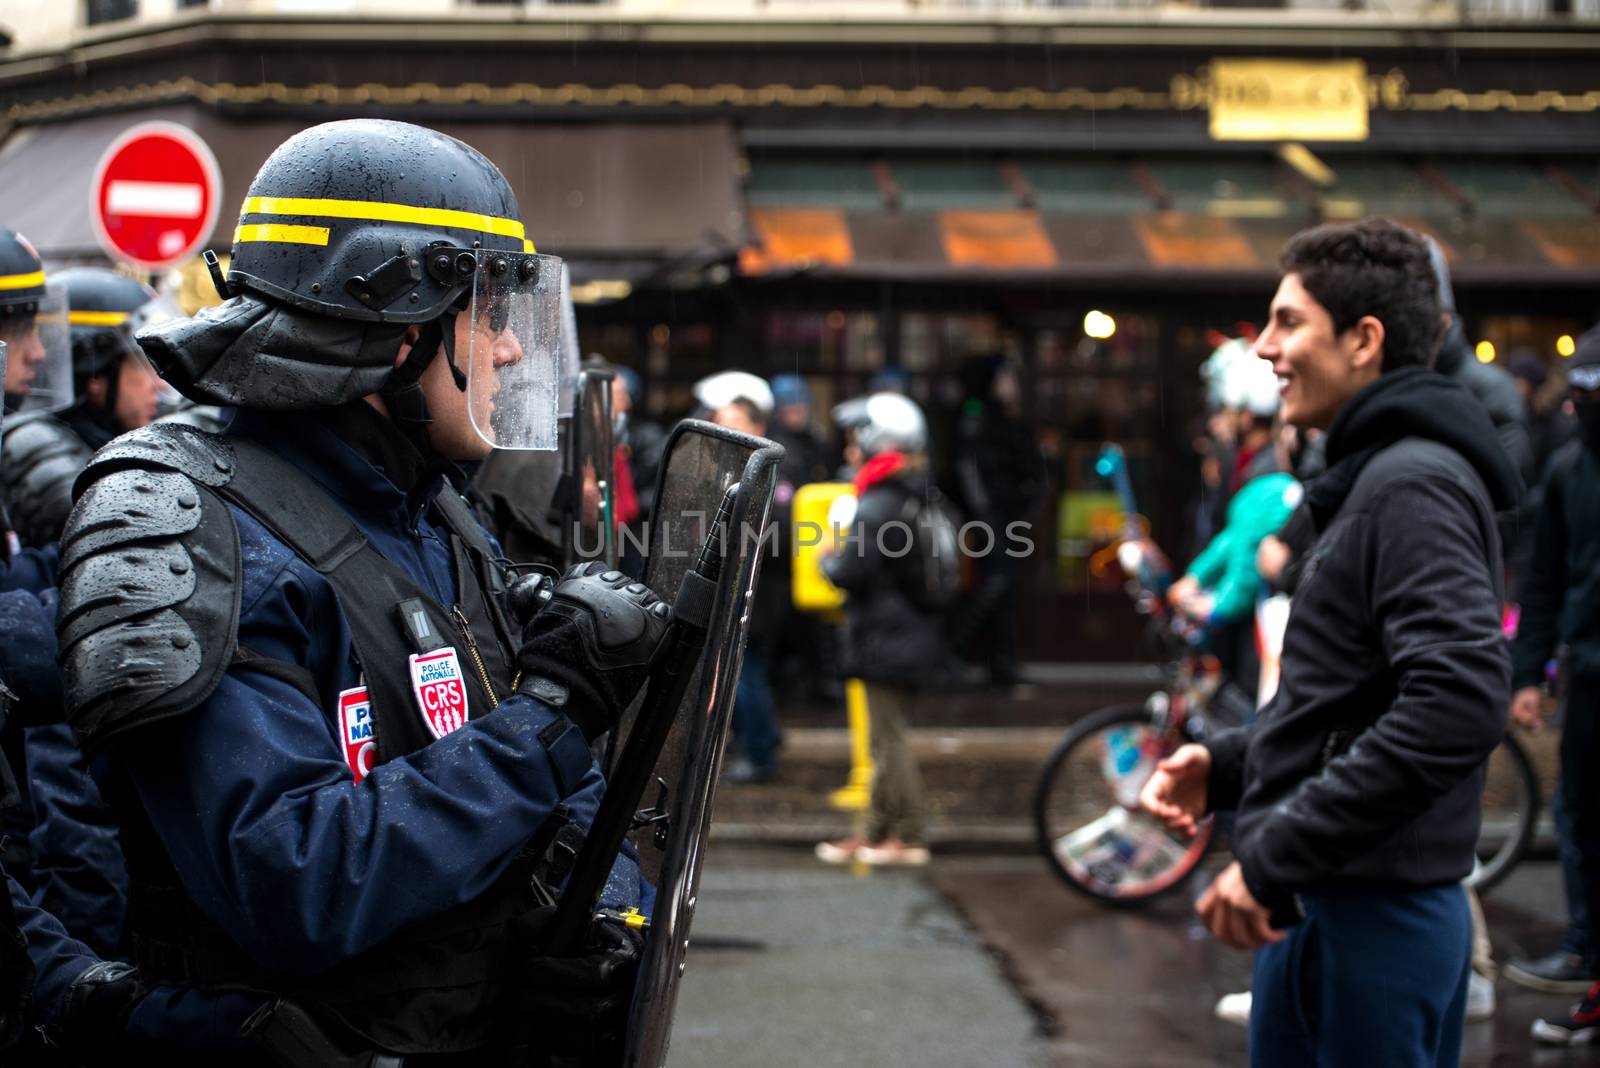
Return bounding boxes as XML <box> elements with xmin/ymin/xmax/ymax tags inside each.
<box><xmin>896</xmin><ymin>486</ymin><xmax>964</xmax><ymax>609</ymax></box>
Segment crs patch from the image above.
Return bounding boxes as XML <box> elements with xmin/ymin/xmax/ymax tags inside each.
<box><xmin>338</xmin><ymin>687</ymin><xmax>377</xmax><ymax>784</ymax></box>
<box><xmin>409</xmin><ymin>647</ymin><xmax>470</xmax><ymax>740</ymax></box>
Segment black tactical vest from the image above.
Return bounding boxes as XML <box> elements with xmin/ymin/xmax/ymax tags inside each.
<box><xmin>58</xmin><ymin>424</ymin><xmax>588</xmax><ymax>1058</ymax></box>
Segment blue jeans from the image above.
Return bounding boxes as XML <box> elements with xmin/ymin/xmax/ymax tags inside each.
<box><xmin>1250</xmin><ymin>883</ymin><xmax>1471</xmax><ymax>1068</ymax></box>
<box><xmin>732</xmin><ymin>647</ymin><xmax>779</xmax><ymax>771</ymax></box>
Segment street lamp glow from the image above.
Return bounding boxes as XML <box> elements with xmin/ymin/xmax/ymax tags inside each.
<box><xmin>1084</xmin><ymin>310</ymin><xmax>1116</xmax><ymax>340</ymax></box>
<box><xmin>1475</xmin><ymin>340</ymin><xmax>1496</xmax><ymax>364</ymax></box>
<box><xmin>1558</xmin><ymin>334</ymin><xmax>1577</xmax><ymax>358</ymax></box>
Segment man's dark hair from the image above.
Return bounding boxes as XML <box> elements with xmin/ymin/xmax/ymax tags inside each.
<box><xmin>1279</xmin><ymin>217</ymin><xmax>1442</xmax><ymax>373</ymax></box>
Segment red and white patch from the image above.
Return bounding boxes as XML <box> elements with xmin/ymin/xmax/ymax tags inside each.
<box><xmin>338</xmin><ymin>686</ymin><xmax>377</xmax><ymax>784</ymax></box>
<box><xmin>409</xmin><ymin>648</ymin><xmax>470</xmax><ymax>740</ymax></box>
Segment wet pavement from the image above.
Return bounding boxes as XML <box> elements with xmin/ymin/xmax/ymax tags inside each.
<box><xmin>672</xmin><ymin>845</ymin><xmax>1600</xmax><ymax>1067</ymax></box>
<box><xmin>934</xmin><ymin>853</ymin><xmax>1600</xmax><ymax>1067</ymax></box>
<box><xmin>671</xmin><ymin>844</ymin><xmax>1048</xmax><ymax>1067</ymax></box>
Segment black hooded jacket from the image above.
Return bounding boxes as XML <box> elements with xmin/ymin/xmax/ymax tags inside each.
<box><xmin>1205</xmin><ymin>368</ymin><xmax>1518</xmax><ymax>920</ymax></box>
<box><xmin>822</xmin><ymin>462</ymin><xmax>952</xmax><ymax>688</ymax></box>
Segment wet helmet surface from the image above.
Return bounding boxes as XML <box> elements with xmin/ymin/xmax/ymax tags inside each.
<box><xmin>55</xmin><ymin>267</ymin><xmax>158</xmax><ymax>384</ymax></box>
<box><xmin>0</xmin><ymin>228</ymin><xmax>47</xmax><ymax>318</ymax></box>
<box><xmin>227</xmin><ymin>118</ymin><xmax>530</xmax><ymax>324</ymax></box>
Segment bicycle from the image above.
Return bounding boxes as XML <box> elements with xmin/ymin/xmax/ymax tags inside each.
<box><xmin>1032</xmin><ymin>444</ymin><xmax>1540</xmax><ymax>905</ymax></box>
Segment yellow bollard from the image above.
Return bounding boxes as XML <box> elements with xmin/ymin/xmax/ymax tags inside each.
<box><xmin>828</xmin><ymin>678</ymin><xmax>874</xmax><ymax>812</ymax></box>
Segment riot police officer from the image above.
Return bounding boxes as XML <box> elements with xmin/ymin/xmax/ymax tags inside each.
<box><xmin>3</xmin><ymin>268</ymin><xmax>166</xmax><ymax>549</ymax></box>
<box><xmin>57</xmin><ymin>119</ymin><xmax>671</xmax><ymax>1063</ymax></box>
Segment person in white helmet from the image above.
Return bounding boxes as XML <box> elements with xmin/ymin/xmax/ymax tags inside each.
<box><xmin>700</xmin><ymin>372</ymin><xmax>786</xmax><ymax>783</ymax></box>
<box><xmin>1168</xmin><ymin>345</ymin><xmax>1299</xmax><ymax>702</ymax></box>
<box><xmin>815</xmin><ymin>393</ymin><xmax>957</xmax><ymax>866</ymax></box>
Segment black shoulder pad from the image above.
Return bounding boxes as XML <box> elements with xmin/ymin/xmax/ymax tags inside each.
<box><xmin>1</xmin><ymin>413</ymin><xmax>92</xmax><ymax>547</ymax></box>
<box><xmin>72</xmin><ymin>422</ymin><xmax>235</xmax><ymax>501</ymax></box>
<box><xmin>57</xmin><ymin>463</ymin><xmax>241</xmax><ymax>757</ymax></box>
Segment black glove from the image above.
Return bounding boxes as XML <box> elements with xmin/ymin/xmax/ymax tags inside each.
<box><xmin>53</xmin><ymin>961</ymin><xmax>149</xmax><ymax>1058</ymax></box>
<box><xmin>517</xmin><ymin>563</ymin><xmax>671</xmax><ymax>741</ymax></box>
<box><xmin>511</xmin><ymin>905</ymin><xmax>645</xmax><ymax>1066</ymax></box>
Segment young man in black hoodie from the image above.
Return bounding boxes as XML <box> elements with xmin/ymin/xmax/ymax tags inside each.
<box><xmin>1142</xmin><ymin>218</ymin><xmax>1518</xmax><ymax>1067</ymax></box>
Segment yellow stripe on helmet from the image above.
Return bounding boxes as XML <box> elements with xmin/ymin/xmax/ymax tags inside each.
<box><xmin>68</xmin><ymin>310</ymin><xmax>132</xmax><ymax>327</ymax></box>
<box><xmin>0</xmin><ymin>270</ymin><xmax>45</xmax><ymax>291</ymax></box>
<box><xmin>240</xmin><ymin>196</ymin><xmax>529</xmax><ymax>245</ymax></box>
<box><xmin>234</xmin><ymin>223</ymin><xmax>332</xmax><ymax>247</ymax></box>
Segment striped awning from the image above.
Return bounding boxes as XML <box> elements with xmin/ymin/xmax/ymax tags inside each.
<box><xmin>738</xmin><ymin>154</ymin><xmax>1600</xmax><ymax>283</ymax></box>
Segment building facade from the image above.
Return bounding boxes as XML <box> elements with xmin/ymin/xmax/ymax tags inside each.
<box><xmin>1</xmin><ymin>0</ymin><xmax>1595</xmax><ymax>656</ymax></box>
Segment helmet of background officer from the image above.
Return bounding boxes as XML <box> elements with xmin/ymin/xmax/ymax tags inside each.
<box><xmin>831</xmin><ymin>392</ymin><xmax>927</xmax><ymax>458</ymax></box>
<box><xmin>770</xmin><ymin>373</ymin><xmax>811</xmax><ymax>435</ymax></box>
<box><xmin>137</xmin><ymin>119</ymin><xmax>561</xmax><ymax>461</ymax></box>
<box><xmin>0</xmin><ymin>228</ymin><xmax>70</xmax><ymax>410</ymax></box>
<box><xmin>693</xmin><ymin>370</ymin><xmax>773</xmax><ymax>423</ymax></box>
<box><xmin>57</xmin><ymin>268</ymin><xmax>165</xmax><ymax>431</ymax></box>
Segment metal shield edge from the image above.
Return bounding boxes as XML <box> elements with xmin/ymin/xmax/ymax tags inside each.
<box><xmin>623</xmin><ymin>423</ymin><xmax>783</xmax><ymax>1068</ymax></box>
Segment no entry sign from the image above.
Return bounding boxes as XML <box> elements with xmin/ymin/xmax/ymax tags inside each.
<box><xmin>90</xmin><ymin>122</ymin><xmax>222</xmax><ymax>271</ymax></box>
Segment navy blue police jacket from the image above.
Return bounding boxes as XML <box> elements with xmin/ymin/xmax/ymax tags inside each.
<box><xmin>99</xmin><ymin>409</ymin><xmax>637</xmax><ymax>1039</ymax></box>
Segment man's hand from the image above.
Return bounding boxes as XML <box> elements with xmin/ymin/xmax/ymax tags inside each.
<box><xmin>1166</xmin><ymin>575</ymin><xmax>1199</xmax><ymax>610</ymax></box>
<box><xmin>1196</xmin><ymin>862</ymin><xmax>1286</xmax><ymax>952</ymax></box>
<box><xmin>1510</xmin><ymin>686</ymin><xmax>1545</xmax><ymax>732</ymax></box>
<box><xmin>1256</xmin><ymin>535</ymin><xmax>1291</xmax><ymax>586</ymax></box>
<box><xmin>1138</xmin><ymin>744</ymin><xmax>1210</xmax><ymax>837</ymax></box>
<box><xmin>1176</xmin><ymin>591</ymin><xmax>1214</xmax><ymax>623</ymax></box>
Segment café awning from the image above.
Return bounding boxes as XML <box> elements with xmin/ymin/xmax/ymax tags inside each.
<box><xmin>738</xmin><ymin>152</ymin><xmax>1600</xmax><ymax>286</ymax></box>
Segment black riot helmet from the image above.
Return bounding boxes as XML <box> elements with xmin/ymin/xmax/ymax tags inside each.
<box><xmin>0</xmin><ymin>228</ymin><xmax>46</xmax><ymax>320</ymax></box>
<box><xmin>140</xmin><ymin>119</ymin><xmax>563</xmax><ymax>449</ymax></box>
<box><xmin>56</xmin><ymin>268</ymin><xmax>158</xmax><ymax>389</ymax></box>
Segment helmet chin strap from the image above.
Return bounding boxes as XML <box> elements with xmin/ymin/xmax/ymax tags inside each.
<box><xmin>380</xmin><ymin>309</ymin><xmax>459</xmax><ymax>433</ymax></box>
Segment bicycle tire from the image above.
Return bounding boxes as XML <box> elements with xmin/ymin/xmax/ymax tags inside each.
<box><xmin>1033</xmin><ymin>702</ymin><xmax>1214</xmax><ymax>906</ymax></box>
<box><xmin>1467</xmin><ymin>731</ymin><xmax>1540</xmax><ymax>896</ymax></box>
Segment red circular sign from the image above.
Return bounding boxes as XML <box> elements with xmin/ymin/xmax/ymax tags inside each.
<box><xmin>90</xmin><ymin>122</ymin><xmax>222</xmax><ymax>271</ymax></box>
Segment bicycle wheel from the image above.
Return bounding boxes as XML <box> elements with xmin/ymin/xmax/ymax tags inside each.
<box><xmin>1033</xmin><ymin>702</ymin><xmax>1214</xmax><ymax>906</ymax></box>
<box><xmin>1468</xmin><ymin>732</ymin><xmax>1540</xmax><ymax>895</ymax></box>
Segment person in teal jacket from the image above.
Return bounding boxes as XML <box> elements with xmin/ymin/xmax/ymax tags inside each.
<box><xmin>1170</xmin><ymin>346</ymin><xmax>1297</xmax><ymax>699</ymax></box>
<box><xmin>1175</xmin><ymin>469</ymin><xmax>1301</xmax><ymax>625</ymax></box>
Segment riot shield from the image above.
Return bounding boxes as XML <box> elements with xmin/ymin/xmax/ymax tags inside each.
<box><xmin>542</xmin><ymin>419</ymin><xmax>780</xmax><ymax>1067</ymax></box>
<box><xmin>567</xmin><ymin>368</ymin><xmax>616</xmax><ymax>570</ymax></box>
<box><xmin>626</xmin><ymin>421</ymin><xmax>779</xmax><ymax>1067</ymax></box>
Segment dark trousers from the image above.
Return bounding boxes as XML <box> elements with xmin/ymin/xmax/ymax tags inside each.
<box><xmin>1250</xmin><ymin>883</ymin><xmax>1470</xmax><ymax>1068</ymax></box>
<box><xmin>732</xmin><ymin>647</ymin><xmax>779</xmax><ymax>771</ymax></box>
<box><xmin>951</xmin><ymin>550</ymin><xmax>1022</xmax><ymax>684</ymax></box>
<box><xmin>1555</xmin><ymin>770</ymin><xmax>1593</xmax><ymax>960</ymax></box>
<box><xmin>1562</xmin><ymin>678</ymin><xmax>1600</xmax><ymax>971</ymax></box>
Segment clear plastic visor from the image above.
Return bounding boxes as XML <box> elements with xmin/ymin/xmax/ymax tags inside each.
<box><xmin>1</xmin><ymin>284</ymin><xmax>73</xmax><ymax>412</ymax></box>
<box><xmin>464</xmin><ymin>252</ymin><xmax>562</xmax><ymax>451</ymax></box>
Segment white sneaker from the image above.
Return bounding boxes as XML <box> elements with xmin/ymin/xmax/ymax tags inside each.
<box><xmin>814</xmin><ymin>836</ymin><xmax>867</xmax><ymax>865</ymax></box>
<box><xmin>1466</xmin><ymin>972</ymin><xmax>1496</xmax><ymax>1022</ymax></box>
<box><xmin>856</xmin><ymin>840</ymin><xmax>931</xmax><ymax>866</ymax></box>
<box><xmin>1215</xmin><ymin>991</ymin><xmax>1251</xmax><ymax>1027</ymax></box>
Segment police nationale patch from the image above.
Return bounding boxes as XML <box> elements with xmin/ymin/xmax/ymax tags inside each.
<box><xmin>409</xmin><ymin>647</ymin><xmax>470</xmax><ymax>740</ymax></box>
<box><xmin>338</xmin><ymin>686</ymin><xmax>377</xmax><ymax>784</ymax></box>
